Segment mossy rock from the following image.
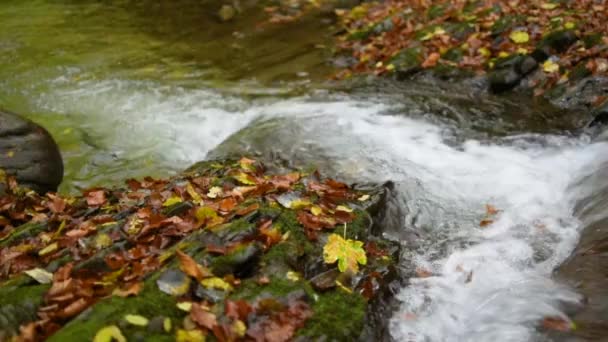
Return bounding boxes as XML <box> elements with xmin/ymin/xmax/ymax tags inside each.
<box><xmin>0</xmin><ymin>158</ymin><xmax>402</xmax><ymax>341</ymax></box>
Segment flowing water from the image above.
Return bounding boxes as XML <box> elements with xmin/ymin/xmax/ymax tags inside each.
<box><xmin>1</xmin><ymin>1</ymin><xmax>607</xmax><ymax>341</ymax></box>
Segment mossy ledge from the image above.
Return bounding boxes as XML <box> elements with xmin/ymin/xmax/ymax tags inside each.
<box><xmin>0</xmin><ymin>158</ymin><xmax>402</xmax><ymax>341</ymax></box>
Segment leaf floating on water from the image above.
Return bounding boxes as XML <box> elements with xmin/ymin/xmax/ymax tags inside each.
<box><xmin>485</xmin><ymin>204</ymin><xmax>499</xmax><ymax>216</ymax></box>
<box><xmin>24</xmin><ymin>268</ymin><xmax>53</xmax><ymax>284</ymax></box>
<box><xmin>323</xmin><ymin>233</ymin><xmax>367</xmax><ymax>273</ymax></box>
<box><xmin>509</xmin><ymin>30</ymin><xmax>529</xmax><ymax>44</ymax></box>
<box><xmin>542</xmin><ymin>316</ymin><xmax>575</xmax><ymax>332</ymax></box>
<box><xmin>157</xmin><ymin>269</ymin><xmax>191</xmax><ymax>296</ymax></box>
<box><xmin>124</xmin><ymin>314</ymin><xmax>149</xmax><ymax>327</ymax></box>
<box><xmin>479</xmin><ymin>219</ymin><xmax>494</xmax><ymax>227</ymax></box>
<box><xmin>93</xmin><ymin>325</ymin><xmax>126</xmax><ymax>342</ymax></box>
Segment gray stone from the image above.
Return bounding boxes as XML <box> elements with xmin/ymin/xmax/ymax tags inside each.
<box><xmin>0</xmin><ymin>109</ymin><xmax>63</xmax><ymax>193</ymax></box>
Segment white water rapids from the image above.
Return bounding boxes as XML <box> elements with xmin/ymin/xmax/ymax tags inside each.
<box><xmin>34</xmin><ymin>78</ymin><xmax>608</xmax><ymax>341</ymax></box>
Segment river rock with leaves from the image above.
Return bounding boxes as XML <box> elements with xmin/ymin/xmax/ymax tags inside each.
<box><xmin>0</xmin><ymin>158</ymin><xmax>402</xmax><ymax>341</ymax></box>
<box><xmin>0</xmin><ymin>110</ymin><xmax>63</xmax><ymax>195</ymax></box>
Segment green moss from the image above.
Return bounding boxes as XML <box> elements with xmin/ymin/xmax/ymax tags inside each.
<box><xmin>230</xmin><ymin>276</ymin><xmax>313</xmax><ymax>301</ymax></box>
<box><xmin>0</xmin><ymin>279</ymin><xmax>50</xmax><ymax>336</ymax></box>
<box><xmin>298</xmin><ymin>290</ymin><xmax>367</xmax><ymax>340</ymax></box>
<box><xmin>389</xmin><ymin>47</ymin><xmax>423</xmax><ymax>72</ymax></box>
<box><xmin>48</xmin><ymin>278</ymin><xmax>184</xmax><ymax>341</ymax></box>
<box><xmin>0</xmin><ymin>222</ymin><xmax>47</xmax><ymax>247</ymax></box>
<box><xmin>583</xmin><ymin>33</ymin><xmax>603</xmax><ymax>48</ymax></box>
<box><xmin>491</xmin><ymin>15</ymin><xmax>524</xmax><ymax>35</ymax></box>
<box><xmin>427</xmin><ymin>4</ymin><xmax>446</xmax><ymax>20</ymax></box>
<box><xmin>211</xmin><ymin>241</ymin><xmax>262</xmax><ymax>276</ymax></box>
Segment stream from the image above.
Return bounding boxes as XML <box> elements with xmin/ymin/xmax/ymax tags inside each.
<box><xmin>1</xmin><ymin>1</ymin><xmax>607</xmax><ymax>341</ymax></box>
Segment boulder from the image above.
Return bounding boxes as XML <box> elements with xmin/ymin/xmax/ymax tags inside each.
<box><xmin>0</xmin><ymin>110</ymin><xmax>63</xmax><ymax>194</ymax></box>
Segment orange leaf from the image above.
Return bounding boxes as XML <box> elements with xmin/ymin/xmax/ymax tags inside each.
<box><xmin>421</xmin><ymin>52</ymin><xmax>440</xmax><ymax>68</ymax></box>
<box><xmin>176</xmin><ymin>250</ymin><xmax>210</xmax><ymax>281</ymax></box>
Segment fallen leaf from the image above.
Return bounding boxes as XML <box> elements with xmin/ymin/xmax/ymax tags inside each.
<box><xmin>200</xmin><ymin>277</ymin><xmax>233</xmax><ymax>292</ymax></box>
<box><xmin>163</xmin><ymin>195</ymin><xmax>183</xmax><ymax>207</ymax></box>
<box><xmin>39</xmin><ymin>242</ymin><xmax>59</xmax><ymax>256</ymax></box>
<box><xmin>509</xmin><ymin>30</ymin><xmax>529</xmax><ymax>44</ymax></box>
<box><xmin>177</xmin><ymin>302</ymin><xmax>193</xmax><ymax>312</ymax></box>
<box><xmin>24</xmin><ymin>268</ymin><xmax>53</xmax><ymax>284</ymax></box>
<box><xmin>124</xmin><ymin>314</ymin><xmax>149</xmax><ymax>326</ymax></box>
<box><xmin>86</xmin><ymin>190</ymin><xmax>107</xmax><ymax>206</ymax></box>
<box><xmin>543</xmin><ymin>60</ymin><xmax>560</xmax><ymax>73</ymax></box>
<box><xmin>176</xmin><ymin>329</ymin><xmax>205</xmax><ymax>342</ymax></box>
<box><xmin>323</xmin><ymin>233</ymin><xmax>367</xmax><ymax>273</ymax></box>
<box><xmin>191</xmin><ymin>303</ymin><xmax>218</xmax><ymax>330</ymax></box>
<box><xmin>234</xmin><ymin>172</ymin><xmax>256</xmax><ymax>185</ymax></box>
<box><xmin>93</xmin><ymin>325</ymin><xmax>126</xmax><ymax>342</ymax></box>
<box><xmin>421</xmin><ymin>52</ymin><xmax>440</xmax><ymax>68</ymax></box>
<box><xmin>176</xmin><ymin>250</ymin><xmax>210</xmax><ymax>281</ymax></box>
<box><xmin>112</xmin><ymin>282</ymin><xmax>142</xmax><ymax>297</ymax></box>
<box><xmin>207</xmin><ymin>186</ymin><xmax>223</xmax><ymax>198</ymax></box>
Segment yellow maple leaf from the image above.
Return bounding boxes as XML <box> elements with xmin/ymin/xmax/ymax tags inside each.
<box><xmin>323</xmin><ymin>234</ymin><xmax>367</xmax><ymax>273</ymax></box>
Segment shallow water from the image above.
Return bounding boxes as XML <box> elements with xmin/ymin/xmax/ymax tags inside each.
<box><xmin>1</xmin><ymin>1</ymin><xmax>607</xmax><ymax>341</ymax></box>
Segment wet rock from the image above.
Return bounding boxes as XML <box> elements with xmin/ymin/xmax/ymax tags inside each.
<box><xmin>532</xmin><ymin>30</ymin><xmax>578</xmax><ymax>62</ymax></box>
<box><xmin>587</xmin><ymin>102</ymin><xmax>608</xmax><ymax>129</ymax></box>
<box><xmin>489</xmin><ymin>55</ymin><xmax>538</xmax><ymax>93</ymax></box>
<box><xmin>0</xmin><ymin>109</ymin><xmax>63</xmax><ymax>194</ymax></box>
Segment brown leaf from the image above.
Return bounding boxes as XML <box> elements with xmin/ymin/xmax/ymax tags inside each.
<box><xmin>219</xmin><ymin>197</ymin><xmax>237</xmax><ymax>213</ymax></box>
<box><xmin>236</xmin><ymin>203</ymin><xmax>260</xmax><ymax>216</ymax></box>
<box><xmin>112</xmin><ymin>282</ymin><xmax>143</xmax><ymax>297</ymax></box>
<box><xmin>479</xmin><ymin>219</ymin><xmax>494</xmax><ymax>227</ymax></box>
<box><xmin>191</xmin><ymin>303</ymin><xmax>218</xmax><ymax>330</ymax></box>
<box><xmin>85</xmin><ymin>189</ymin><xmax>107</xmax><ymax>206</ymax></box>
<box><xmin>47</xmin><ymin>194</ymin><xmax>66</xmax><ymax>214</ymax></box>
<box><xmin>176</xmin><ymin>250</ymin><xmax>210</xmax><ymax>281</ymax></box>
<box><xmin>421</xmin><ymin>52</ymin><xmax>440</xmax><ymax>68</ymax></box>
<box><xmin>56</xmin><ymin>298</ymin><xmax>90</xmax><ymax>319</ymax></box>
<box><xmin>541</xmin><ymin>317</ymin><xmax>572</xmax><ymax>332</ymax></box>
<box><xmin>225</xmin><ymin>299</ymin><xmax>253</xmax><ymax>321</ymax></box>
<box><xmin>485</xmin><ymin>204</ymin><xmax>499</xmax><ymax>216</ymax></box>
